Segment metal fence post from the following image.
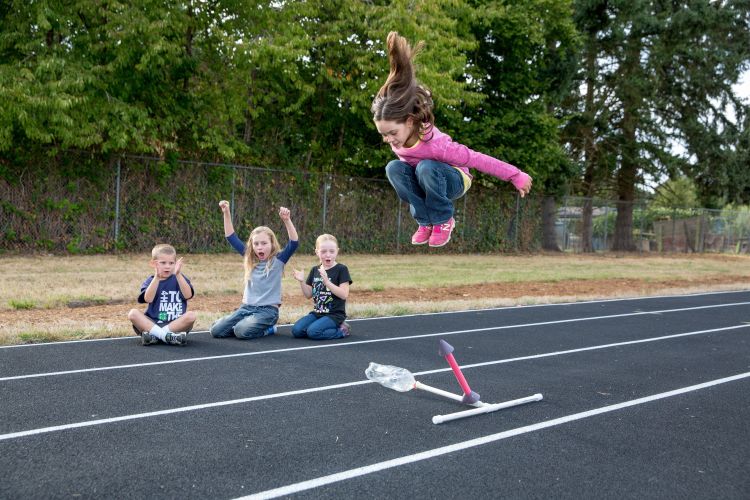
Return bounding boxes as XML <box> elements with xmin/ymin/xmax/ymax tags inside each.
<box><xmin>562</xmin><ymin>195</ymin><xmax>569</xmax><ymax>251</ymax></box>
<box><xmin>396</xmin><ymin>200</ymin><xmax>402</xmax><ymax>253</ymax></box>
<box><xmin>461</xmin><ymin>193</ymin><xmax>467</xmax><ymax>240</ymax></box>
<box><xmin>513</xmin><ymin>194</ymin><xmax>520</xmax><ymax>251</ymax></box>
<box><xmin>638</xmin><ymin>201</ymin><xmax>644</xmax><ymax>253</ymax></box>
<box><xmin>603</xmin><ymin>202</ymin><xmax>609</xmax><ymax>251</ymax></box>
<box><xmin>230</xmin><ymin>167</ymin><xmax>236</xmax><ymax>215</ymax></box>
<box><xmin>114</xmin><ymin>157</ymin><xmax>121</xmax><ymax>245</ymax></box>
<box><xmin>322</xmin><ymin>178</ymin><xmax>330</xmax><ymax>229</ymax></box>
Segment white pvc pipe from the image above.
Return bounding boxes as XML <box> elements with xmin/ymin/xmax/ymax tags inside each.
<box><xmin>432</xmin><ymin>393</ymin><xmax>543</xmax><ymax>424</ymax></box>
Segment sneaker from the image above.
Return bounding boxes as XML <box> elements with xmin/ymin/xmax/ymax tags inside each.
<box><xmin>164</xmin><ymin>332</ymin><xmax>187</xmax><ymax>346</ymax></box>
<box><xmin>411</xmin><ymin>225</ymin><xmax>432</xmax><ymax>245</ymax></box>
<box><xmin>338</xmin><ymin>321</ymin><xmax>351</xmax><ymax>338</ymax></box>
<box><xmin>141</xmin><ymin>332</ymin><xmax>159</xmax><ymax>346</ymax></box>
<box><xmin>428</xmin><ymin>218</ymin><xmax>455</xmax><ymax>247</ymax></box>
<box><xmin>265</xmin><ymin>325</ymin><xmax>277</xmax><ymax>336</ymax></box>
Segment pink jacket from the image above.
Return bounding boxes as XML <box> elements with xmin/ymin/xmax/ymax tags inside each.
<box><xmin>391</xmin><ymin>125</ymin><xmax>531</xmax><ymax>191</ymax></box>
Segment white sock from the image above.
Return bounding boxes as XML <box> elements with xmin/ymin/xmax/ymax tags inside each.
<box><xmin>163</xmin><ymin>325</ymin><xmax>172</xmax><ymax>335</ymax></box>
<box><xmin>149</xmin><ymin>324</ymin><xmax>167</xmax><ymax>341</ymax></box>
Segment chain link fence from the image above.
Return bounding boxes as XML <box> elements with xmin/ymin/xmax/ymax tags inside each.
<box><xmin>1</xmin><ymin>155</ymin><xmax>539</xmax><ymax>254</ymax></box>
<box><xmin>557</xmin><ymin>196</ymin><xmax>750</xmax><ymax>254</ymax></box>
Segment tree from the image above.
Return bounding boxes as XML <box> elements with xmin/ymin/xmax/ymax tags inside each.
<box><xmin>0</xmin><ymin>1</ymin><xmax>275</xmax><ymax>158</ymax></box>
<box><xmin>652</xmin><ymin>176</ymin><xmax>699</xmax><ymax>208</ymax></box>
<box><xmin>461</xmin><ymin>0</ymin><xmax>580</xmax><ymax>251</ymax></box>
<box><xmin>563</xmin><ymin>0</ymin><xmax>750</xmax><ymax>251</ymax></box>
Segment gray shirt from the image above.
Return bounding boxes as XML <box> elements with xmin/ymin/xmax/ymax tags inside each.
<box><xmin>227</xmin><ymin>233</ymin><xmax>299</xmax><ymax>307</ymax></box>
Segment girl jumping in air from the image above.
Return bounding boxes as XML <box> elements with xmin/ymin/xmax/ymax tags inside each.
<box><xmin>292</xmin><ymin>234</ymin><xmax>352</xmax><ymax>340</ymax></box>
<box><xmin>371</xmin><ymin>31</ymin><xmax>533</xmax><ymax>248</ymax></box>
<box><xmin>210</xmin><ymin>200</ymin><xmax>298</xmax><ymax>340</ymax></box>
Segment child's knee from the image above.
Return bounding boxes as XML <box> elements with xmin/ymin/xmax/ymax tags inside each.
<box><xmin>306</xmin><ymin>324</ymin><xmax>333</xmax><ymax>340</ymax></box>
<box><xmin>385</xmin><ymin>160</ymin><xmax>407</xmax><ymax>178</ymax></box>
<box><xmin>414</xmin><ymin>161</ymin><xmax>436</xmax><ymax>179</ymax></box>
<box><xmin>127</xmin><ymin>309</ymin><xmax>140</xmax><ymax>322</ymax></box>
<box><xmin>183</xmin><ymin>311</ymin><xmax>197</xmax><ymax>324</ymax></box>
<box><xmin>291</xmin><ymin>324</ymin><xmax>307</xmax><ymax>338</ymax></box>
<box><xmin>233</xmin><ymin>319</ymin><xmax>264</xmax><ymax>339</ymax></box>
<box><xmin>210</xmin><ymin>318</ymin><xmax>232</xmax><ymax>338</ymax></box>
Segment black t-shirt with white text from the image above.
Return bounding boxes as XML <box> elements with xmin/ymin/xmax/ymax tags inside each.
<box><xmin>306</xmin><ymin>263</ymin><xmax>352</xmax><ymax>325</ymax></box>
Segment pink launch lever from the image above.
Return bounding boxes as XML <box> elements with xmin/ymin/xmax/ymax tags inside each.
<box><xmin>438</xmin><ymin>340</ymin><xmax>480</xmax><ymax>404</ymax></box>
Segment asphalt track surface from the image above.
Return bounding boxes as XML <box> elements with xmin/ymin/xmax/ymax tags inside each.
<box><xmin>2</xmin><ymin>290</ymin><xmax>749</xmax><ymax>499</ymax></box>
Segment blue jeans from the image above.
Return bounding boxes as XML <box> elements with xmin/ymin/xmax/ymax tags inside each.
<box><xmin>210</xmin><ymin>304</ymin><xmax>278</xmax><ymax>340</ymax></box>
<box><xmin>292</xmin><ymin>313</ymin><xmax>344</xmax><ymax>340</ymax></box>
<box><xmin>385</xmin><ymin>159</ymin><xmax>465</xmax><ymax>226</ymax></box>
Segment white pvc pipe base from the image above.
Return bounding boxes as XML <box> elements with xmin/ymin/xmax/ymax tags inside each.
<box><xmin>432</xmin><ymin>393</ymin><xmax>543</xmax><ymax>424</ymax></box>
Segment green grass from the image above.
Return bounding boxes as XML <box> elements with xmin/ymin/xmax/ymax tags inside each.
<box><xmin>9</xmin><ymin>299</ymin><xmax>35</xmax><ymax>310</ymax></box>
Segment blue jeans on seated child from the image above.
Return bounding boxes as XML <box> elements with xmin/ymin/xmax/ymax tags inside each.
<box><xmin>210</xmin><ymin>304</ymin><xmax>278</xmax><ymax>339</ymax></box>
<box><xmin>292</xmin><ymin>313</ymin><xmax>344</xmax><ymax>340</ymax></box>
<box><xmin>385</xmin><ymin>159</ymin><xmax>465</xmax><ymax>226</ymax></box>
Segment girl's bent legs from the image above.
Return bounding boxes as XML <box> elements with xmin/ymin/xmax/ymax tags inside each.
<box><xmin>210</xmin><ymin>307</ymin><xmax>247</xmax><ymax>338</ymax></box>
<box><xmin>233</xmin><ymin>305</ymin><xmax>279</xmax><ymax>339</ymax></box>
<box><xmin>306</xmin><ymin>316</ymin><xmax>343</xmax><ymax>340</ymax></box>
<box><xmin>291</xmin><ymin>313</ymin><xmax>318</xmax><ymax>338</ymax></box>
<box><xmin>385</xmin><ymin>160</ymin><xmax>429</xmax><ymax>226</ymax></box>
<box><xmin>414</xmin><ymin>160</ymin><xmax>465</xmax><ymax>224</ymax></box>
<box><xmin>210</xmin><ymin>305</ymin><xmax>278</xmax><ymax>339</ymax></box>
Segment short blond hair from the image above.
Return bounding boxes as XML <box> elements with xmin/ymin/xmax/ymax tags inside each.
<box><xmin>151</xmin><ymin>244</ymin><xmax>176</xmax><ymax>260</ymax></box>
<box><xmin>315</xmin><ymin>234</ymin><xmax>339</xmax><ymax>250</ymax></box>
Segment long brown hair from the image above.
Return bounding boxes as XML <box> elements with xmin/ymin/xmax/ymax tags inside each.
<box><xmin>371</xmin><ymin>31</ymin><xmax>435</xmax><ymax>143</ymax></box>
<box><xmin>243</xmin><ymin>226</ymin><xmax>281</xmax><ymax>283</ymax></box>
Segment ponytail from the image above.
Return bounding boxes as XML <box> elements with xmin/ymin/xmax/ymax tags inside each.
<box><xmin>371</xmin><ymin>32</ymin><xmax>435</xmax><ymax>136</ymax></box>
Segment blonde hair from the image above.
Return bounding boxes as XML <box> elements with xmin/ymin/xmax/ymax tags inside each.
<box><xmin>151</xmin><ymin>243</ymin><xmax>176</xmax><ymax>260</ymax></box>
<box><xmin>315</xmin><ymin>233</ymin><xmax>339</xmax><ymax>251</ymax></box>
<box><xmin>371</xmin><ymin>31</ymin><xmax>435</xmax><ymax>143</ymax></box>
<box><xmin>244</xmin><ymin>226</ymin><xmax>281</xmax><ymax>282</ymax></box>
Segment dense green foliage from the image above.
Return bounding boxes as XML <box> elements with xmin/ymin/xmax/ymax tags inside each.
<box><xmin>1</xmin><ymin>1</ymin><xmax>748</xmax><ymax>254</ymax></box>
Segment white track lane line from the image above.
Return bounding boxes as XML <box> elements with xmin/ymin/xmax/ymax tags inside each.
<box><xmin>2</xmin><ymin>288</ymin><xmax>748</xmax><ymax>350</ymax></box>
<box><xmin>2</xmin><ymin>301</ymin><xmax>749</xmax><ymax>382</ymax></box>
<box><xmin>1</xmin><ymin>323</ymin><xmax>747</xmax><ymax>441</ymax></box>
<box><xmin>236</xmin><ymin>371</ymin><xmax>750</xmax><ymax>500</ymax></box>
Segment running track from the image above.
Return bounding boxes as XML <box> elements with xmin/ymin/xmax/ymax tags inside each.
<box><xmin>1</xmin><ymin>290</ymin><xmax>749</xmax><ymax>499</ymax></box>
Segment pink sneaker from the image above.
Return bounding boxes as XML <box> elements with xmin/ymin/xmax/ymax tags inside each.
<box><xmin>411</xmin><ymin>225</ymin><xmax>432</xmax><ymax>245</ymax></box>
<box><xmin>429</xmin><ymin>218</ymin><xmax>455</xmax><ymax>247</ymax></box>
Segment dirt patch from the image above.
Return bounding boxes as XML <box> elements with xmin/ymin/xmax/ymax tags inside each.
<box><xmin>2</xmin><ymin>275</ymin><xmax>747</xmax><ymax>332</ymax></box>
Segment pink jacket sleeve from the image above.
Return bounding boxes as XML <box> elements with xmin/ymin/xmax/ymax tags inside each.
<box><xmin>431</xmin><ymin>134</ymin><xmax>531</xmax><ymax>190</ymax></box>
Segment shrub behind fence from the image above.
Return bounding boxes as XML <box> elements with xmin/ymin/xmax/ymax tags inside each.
<box><xmin>1</xmin><ymin>156</ymin><xmax>539</xmax><ymax>254</ymax></box>
<box><xmin>7</xmin><ymin>157</ymin><xmax>748</xmax><ymax>256</ymax></box>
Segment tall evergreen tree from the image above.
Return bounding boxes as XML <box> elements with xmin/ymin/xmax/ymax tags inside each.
<box><xmin>563</xmin><ymin>0</ymin><xmax>750</xmax><ymax>251</ymax></box>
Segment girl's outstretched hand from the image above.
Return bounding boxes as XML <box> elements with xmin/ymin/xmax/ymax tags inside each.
<box><xmin>219</xmin><ymin>200</ymin><xmax>230</xmax><ymax>214</ymax></box>
<box><xmin>517</xmin><ymin>176</ymin><xmax>532</xmax><ymax>198</ymax></box>
<box><xmin>279</xmin><ymin>206</ymin><xmax>291</xmax><ymax>221</ymax></box>
<box><xmin>293</xmin><ymin>269</ymin><xmax>305</xmax><ymax>282</ymax></box>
